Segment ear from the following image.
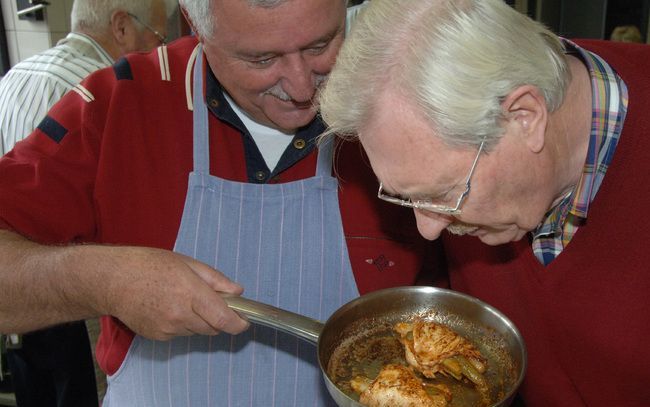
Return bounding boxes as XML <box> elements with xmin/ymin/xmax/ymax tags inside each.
<box><xmin>109</xmin><ymin>10</ymin><xmax>134</xmax><ymax>48</ymax></box>
<box><xmin>501</xmin><ymin>85</ymin><xmax>548</xmax><ymax>154</ymax></box>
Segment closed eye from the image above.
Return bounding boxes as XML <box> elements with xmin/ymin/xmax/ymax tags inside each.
<box><xmin>247</xmin><ymin>56</ymin><xmax>277</xmax><ymax>68</ymax></box>
<box><xmin>304</xmin><ymin>44</ymin><xmax>328</xmax><ymax>55</ymax></box>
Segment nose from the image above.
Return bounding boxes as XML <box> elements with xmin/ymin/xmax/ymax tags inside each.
<box><xmin>413</xmin><ymin>209</ymin><xmax>453</xmax><ymax>241</ymax></box>
<box><xmin>280</xmin><ymin>54</ymin><xmax>316</xmax><ymax>103</ymax></box>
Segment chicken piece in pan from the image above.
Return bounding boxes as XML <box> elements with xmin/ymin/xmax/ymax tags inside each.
<box><xmin>351</xmin><ymin>364</ymin><xmax>450</xmax><ymax>407</ymax></box>
<box><xmin>394</xmin><ymin>320</ymin><xmax>488</xmax><ymax>389</ymax></box>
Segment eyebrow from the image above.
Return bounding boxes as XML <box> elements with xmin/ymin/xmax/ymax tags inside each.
<box><xmin>387</xmin><ymin>183</ymin><xmax>458</xmax><ymax>201</ymax></box>
<box><xmin>236</xmin><ymin>28</ymin><xmax>341</xmax><ymax>60</ymax></box>
<box><xmin>237</xmin><ymin>50</ymin><xmax>276</xmax><ymax>60</ymax></box>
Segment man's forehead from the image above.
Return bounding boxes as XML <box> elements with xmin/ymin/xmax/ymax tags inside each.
<box><xmin>361</xmin><ymin>88</ymin><xmax>430</xmax><ymax>143</ymax></box>
<box><xmin>212</xmin><ymin>0</ymin><xmax>346</xmax><ymax>50</ymax></box>
<box><xmin>213</xmin><ymin>0</ymin><xmax>345</xmax><ymax>27</ymax></box>
<box><xmin>359</xmin><ymin>88</ymin><xmax>473</xmax><ymax>193</ymax></box>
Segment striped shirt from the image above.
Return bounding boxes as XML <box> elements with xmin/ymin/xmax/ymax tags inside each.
<box><xmin>0</xmin><ymin>32</ymin><xmax>113</xmax><ymax>155</ymax></box>
<box><xmin>531</xmin><ymin>39</ymin><xmax>629</xmax><ymax>266</ymax></box>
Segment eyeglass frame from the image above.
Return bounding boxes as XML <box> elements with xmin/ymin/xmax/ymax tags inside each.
<box><xmin>127</xmin><ymin>12</ymin><xmax>167</xmax><ymax>45</ymax></box>
<box><xmin>377</xmin><ymin>139</ymin><xmax>486</xmax><ymax>215</ymax></box>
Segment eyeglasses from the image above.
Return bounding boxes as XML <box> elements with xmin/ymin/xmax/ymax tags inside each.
<box><xmin>127</xmin><ymin>12</ymin><xmax>167</xmax><ymax>45</ymax></box>
<box><xmin>377</xmin><ymin>139</ymin><xmax>486</xmax><ymax>215</ymax></box>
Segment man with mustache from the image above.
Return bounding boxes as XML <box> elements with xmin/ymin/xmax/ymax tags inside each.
<box><xmin>0</xmin><ymin>0</ymin><xmax>435</xmax><ymax>405</ymax></box>
<box><xmin>320</xmin><ymin>0</ymin><xmax>650</xmax><ymax>405</ymax></box>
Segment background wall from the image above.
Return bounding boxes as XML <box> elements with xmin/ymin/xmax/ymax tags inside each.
<box><xmin>0</xmin><ymin>0</ymin><xmax>183</xmax><ymax>73</ymax></box>
<box><xmin>0</xmin><ymin>0</ymin><xmax>74</xmax><ymax>67</ymax></box>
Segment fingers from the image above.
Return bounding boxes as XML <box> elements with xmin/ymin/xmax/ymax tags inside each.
<box><xmin>132</xmin><ymin>292</ymin><xmax>250</xmax><ymax>341</ymax></box>
<box><xmin>157</xmin><ymin>252</ymin><xmax>249</xmax><ymax>336</ymax></box>
<box><xmin>153</xmin><ymin>294</ymin><xmax>250</xmax><ymax>339</ymax></box>
<box><xmin>191</xmin><ymin>289</ymin><xmax>250</xmax><ymax>335</ymax></box>
<box><xmin>184</xmin><ymin>255</ymin><xmax>244</xmax><ymax>295</ymax></box>
<box><xmin>180</xmin><ymin>255</ymin><xmax>250</xmax><ymax>334</ymax></box>
<box><xmin>109</xmin><ymin>248</ymin><xmax>250</xmax><ymax>340</ymax></box>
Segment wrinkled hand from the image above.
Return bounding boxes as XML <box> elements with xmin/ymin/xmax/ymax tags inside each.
<box><xmin>95</xmin><ymin>246</ymin><xmax>249</xmax><ymax>341</ymax></box>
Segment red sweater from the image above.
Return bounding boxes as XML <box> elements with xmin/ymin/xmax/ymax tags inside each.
<box><xmin>0</xmin><ymin>36</ymin><xmax>441</xmax><ymax>375</ymax></box>
<box><xmin>443</xmin><ymin>40</ymin><xmax>650</xmax><ymax>406</ymax></box>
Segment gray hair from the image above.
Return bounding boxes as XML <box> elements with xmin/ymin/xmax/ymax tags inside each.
<box><xmin>320</xmin><ymin>0</ymin><xmax>570</xmax><ymax>148</ymax></box>
<box><xmin>178</xmin><ymin>0</ymin><xmax>215</xmax><ymax>39</ymax></box>
<box><xmin>71</xmin><ymin>0</ymin><xmax>176</xmax><ymax>33</ymax></box>
<box><xmin>179</xmin><ymin>0</ymin><xmax>349</xmax><ymax>41</ymax></box>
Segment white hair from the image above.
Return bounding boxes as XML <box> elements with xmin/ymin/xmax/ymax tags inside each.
<box><xmin>320</xmin><ymin>0</ymin><xmax>570</xmax><ymax>148</ymax></box>
<box><xmin>71</xmin><ymin>0</ymin><xmax>177</xmax><ymax>33</ymax></box>
<box><xmin>177</xmin><ymin>0</ymin><xmax>214</xmax><ymax>39</ymax></box>
<box><xmin>179</xmin><ymin>0</ymin><xmax>349</xmax><ymax>41</ymax></box>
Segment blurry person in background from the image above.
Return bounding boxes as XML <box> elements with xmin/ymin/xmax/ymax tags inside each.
<box><xmin>0</xmin><ymin>0</ymin><xmax>436</xmax><ymax>405</ymax></box>
<box><xmin>610</xmin><ymin>24</ymin><xmax>643</xmax><ymax>43</ymax></box>
<box><xmin>320</xmin><ymin>0</ymin><xmax>650</xmax><ymax>405</ymax></box>
<box><xmin>0</xmin><ymin>0</ymin><xmax>175</xmax><ymax>406</ymax></box>
<box><xmin>0</xmin><ymin>0</ymin><xmax>175</xmax><ymax>155</ymax></box>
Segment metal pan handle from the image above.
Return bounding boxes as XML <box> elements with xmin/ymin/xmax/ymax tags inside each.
<box><xmin>222</xmin><ymin>294</ymin><xmax>323</xmax><ymax>344</ymax></box>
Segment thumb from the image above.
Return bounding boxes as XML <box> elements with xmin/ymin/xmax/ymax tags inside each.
<box><xmin>187</xmin><ymin>257</ymin><xmax>244</xmax><ymax>295</ymax></box>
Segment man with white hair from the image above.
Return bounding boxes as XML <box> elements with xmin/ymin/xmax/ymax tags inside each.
<box><xmin>320</xmin><ymin>0</ymin><xmax>650</xmax><ymax>405</ymax></box>
<box><xmin>0</xmin><ymin>0</ymin><xmax>174</xmax><ymax>155</ymax></box>
<box><xmin>0</xmin><ymin>1</ymin><xmax>174</xmax><ymax>406</ymax></box>
<box><xmin>0</xmin><ymin>0</ymin><xmax>432</xmax><ymax>405</ymax></box>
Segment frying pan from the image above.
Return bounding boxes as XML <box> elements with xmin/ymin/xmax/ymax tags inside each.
<box><xmin>224</xmin><ymin>286</ymin><xmax>526</xmax><ymax>406</ymax></box>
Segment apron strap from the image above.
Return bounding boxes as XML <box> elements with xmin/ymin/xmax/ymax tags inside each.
<box><xmin>315</xmin><ymin>136</ymin><xmax>334</xmax><ymax>177</ymax></box>
<box><xmin>192</xmin><ymin>47</ymin><xmax>210</xmax><ymax>174</ymax></box>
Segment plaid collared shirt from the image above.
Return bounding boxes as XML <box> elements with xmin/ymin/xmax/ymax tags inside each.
<box><xmin>531</xmin><ymin>40</ymin><xmax>629</xmax><ymax>266</ymax></box>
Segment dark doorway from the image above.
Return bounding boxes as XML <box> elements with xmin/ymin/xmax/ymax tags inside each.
<box><xmin>0</xmin><ymin>5</ymin><xmax>11</xmax><ymax>75</ymax></box>
<box><xmin>606</xmin><ymin>0</ymin><xmax>648</xmax><ymax>42</ymax></box>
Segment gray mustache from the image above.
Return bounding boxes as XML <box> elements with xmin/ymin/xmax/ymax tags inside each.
<box><xmin>263</xmin><ymin>74</ymin><xmax>328</xmax><ymax>102</ymax></box>
<box><xmin>446</xmin><ymin>223</ymin><xmax>479</xmax><ymax>236</ymax></box>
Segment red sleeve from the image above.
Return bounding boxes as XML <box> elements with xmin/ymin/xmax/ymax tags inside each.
<box><xmin>0</xmin><ymin>67</ymin><xmax>115</xmax><ymax>244</ymax></box>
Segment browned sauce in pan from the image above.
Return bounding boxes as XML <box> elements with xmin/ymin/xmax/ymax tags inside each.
<box><xmin>326</xmin><ymin>319</ymin><xmax>514</xmax><ymax>406</ymax></box>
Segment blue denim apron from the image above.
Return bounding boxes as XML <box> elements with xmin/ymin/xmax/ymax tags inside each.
<box><xmin>103</xmin><ymin>50</ymin><xmax>359</xmax><ymax>406</ymax></box>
